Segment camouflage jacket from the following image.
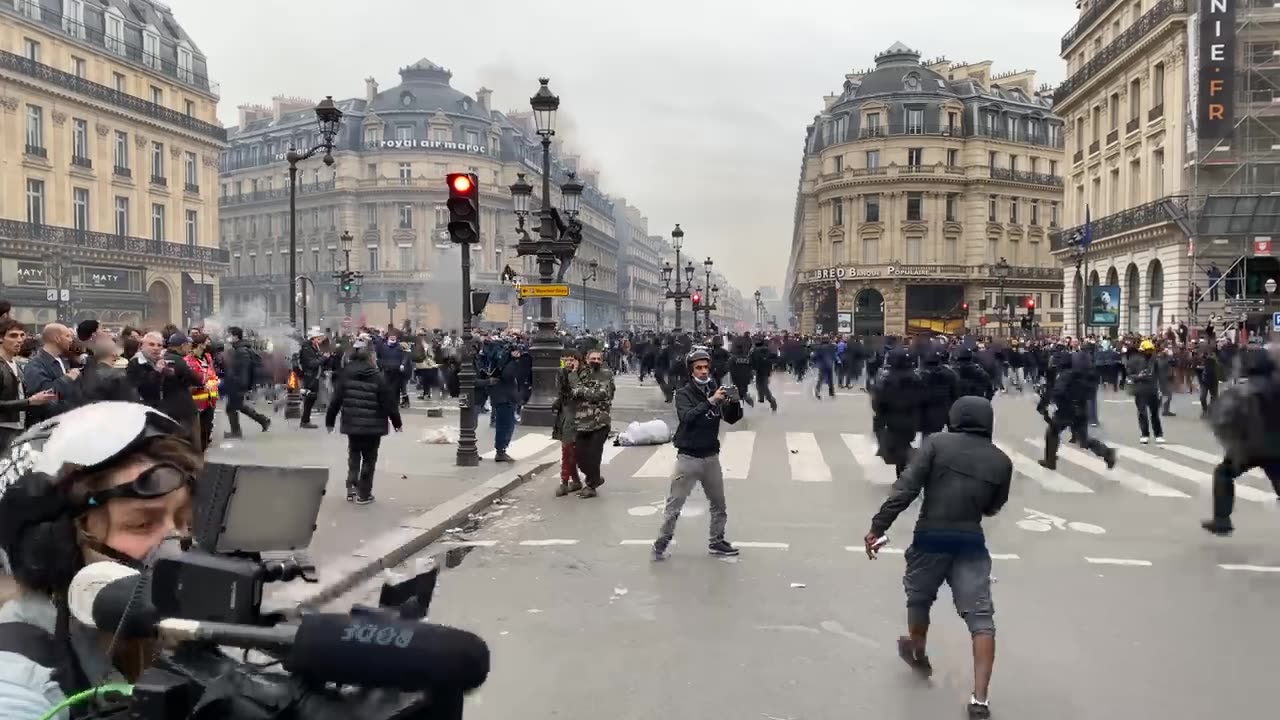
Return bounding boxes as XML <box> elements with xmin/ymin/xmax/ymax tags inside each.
<box><xmin>568</xmin><ymin>366</ymin><xmax>615</xmax><ymax>432</ymax></box>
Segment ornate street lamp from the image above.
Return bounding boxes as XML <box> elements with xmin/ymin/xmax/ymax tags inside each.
<box><xmin>663</xmin><ymin>225</ymin><xmax>691</xmax><ymax>333</ymax></box>
<box><xmin>287</xmin><ymin>96</ymin><xmax>344</xmax><ymax>328</ymax></box>
<box><xmin>993</xmin><ymin>256</ymin><xmax>1012</xmax><ymax>337</ymax></box>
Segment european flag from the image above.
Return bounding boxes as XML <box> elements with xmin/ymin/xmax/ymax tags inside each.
<box><xmin>1082</xmin><ymin>205</ymin><xmax>1092</xmax><ymax>248</ymax></box>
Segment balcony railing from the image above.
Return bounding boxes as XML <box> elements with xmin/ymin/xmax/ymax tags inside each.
<box><xmin>1</xmin><ymin>1</ymin><xmax>220</xmax><ymax>97</ymax></box>
<box><xmin>1073</xmin><ymin>150</ymin><xmax>1084</xmax><ymax>164</ymax></box>
<box><xmin>0</xmin><ymin>219</ymin><xmax>230</xmax><ymax>264</ymax></box>
<box><xmin>1148</xmin><ymin>103</ymin><xmax>1165</xmax><ymax>121</ymax></box>
<box><xmin>1049</xmin><ymin>195</ymin><xmax>1189</xmax><ymax>251</ymax></box>
<box><xmin>1126</xmin><ymin>117</ymin><xmax>1141</xmax><ymax>134</ymax></box>
<box><xmin>1089</xmin><ymin>141</ymin><xmax>1101</xmax><ymax>155</ymax></box>
<box><xmin>1106</xmin><ymin>129</ymin><xmax>1119</xmax><ymax>146</ymax></box>
<box><xmin>184</xmin><ymin>183</ymin><xmax>200</xmax><ymax>194</ymax></box>
<box><xmin>113</xmin><ymin>166</ymin><xmax>131</xmax><ymax>178</ymax></box>
<box><xmin>857</xmin><ymin>124</ymin><xmax>962</xmax><ymax>139</ymax></box>
<box><xmin>0</xmin><ymin>51</ymin><xmax>227</xmax><ymax>142</ymax></box>
<box><xmin>217</xmin><ymin>180</ymin><xmax>338</xmax><ymax>206</ymax></box>
<box><xmin>989</xmin><ymin>167</ymin><xmax>1064</xmax><ymax>188</ymax></box>
<box><xmin>1061</xmin><ymin>0</ymin><xmax>1124</xmax><ymax>51</ymax></box>
<box><xmin>969</xmin><ymin>125</ymin><xmax>1065</xmax><ymax>149</ymax></box>
<box><xmin>24</xmin><ymin>143</ymin><xmax>46</xmax><ymax>158</ymax></box>
<box><xmin>150</xmin><ymin>175</ymin><xmax>167</xmax><ymax>187</ymax></box>
<box><xmin>1054</xmin><ymin>0</ymin><xmax>1187</xmax><ymax>105</ymax></box>
<box><xmin>71</xmin><ymin>155</ymin><xmax>92</xmax><ymax>169</ymax></box>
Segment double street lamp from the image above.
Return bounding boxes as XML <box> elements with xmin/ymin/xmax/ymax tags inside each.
<box><xmin>579</xmin><ymin>258</ymin><xmax>598</xmax><ymax>330</ymax></box>
<box><xmin>333</xmin><ymin>230</ymin><xmax>363</xmax><ymax>325</ymax></box>
<box><xmin>287</xmin><ymin>96</ymin><xmax>344</xmax><ymax>329</ymax></box>
<box><xmin>699</xmin><ymin>257</ymin><xmax>719</xmax><ymax>334</ymax></box>
<box><xmin>993</xmin><ymin>256</ymin><xmax>1011</xmax><ymax>337</ymax></box>
<box><xmin>508</xmin><ymin>78</ymin><xmax>585</xmax><ymax>427</ymax></box>
<box><xmin>754</xmin><ymin>289</ymin><xmax>764</xmax><ymax>328</ymax></box>
<box><xmin>661</xmin><ymin>225</ymin><xmax>694</xmax><ymax>333</ymax></box>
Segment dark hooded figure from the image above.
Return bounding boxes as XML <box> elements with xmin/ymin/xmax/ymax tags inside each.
<box><xmin>729</xmin><ymin>334</ymin><xmax>756</xmax><ymax>407</ymax></box>
<box><xmin>918</xmin><ymin>349</ymin><xmax>959</xmax><ymax>438</ymax></box>
<box><xmin>950</xmin><ymin>347</ymin><xmax>993</xmax><ymax>400</ymax></box>
<box><xmin>710</xmin><ymin>335</ymin><xmax>732</xmax><ymax>386</ymax></box>
<box><xmin>1204</xmin><ymin>346</ymin><xmax>1280</xmax><ymax>535</ymax></box>
<box><xmin>1038</xmin><ymin>350</ymin><xmax>1115</xmax><ymax>472</ymax></box>
<box><xmin>873</xmin><ymin>348</ymin><xmax>924</xmax><ymax>476</ymax></box>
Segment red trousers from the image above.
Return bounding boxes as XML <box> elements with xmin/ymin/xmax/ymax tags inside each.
<box><xmin>560</xmin><ymin>441</ymin><xmax>581</xmax><ymax>483</ymax></box>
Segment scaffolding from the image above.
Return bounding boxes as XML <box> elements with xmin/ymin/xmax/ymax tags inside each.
<box><xmin>1186</xmin><ymin>0</ymin><xmax>1280</xmax><ymax>335</ymax></box>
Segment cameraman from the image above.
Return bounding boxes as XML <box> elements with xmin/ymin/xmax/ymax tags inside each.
<box><xmin>0</xmin><ymin>402</ymin><xmax>201</xmax><ymax>718</ymax></box>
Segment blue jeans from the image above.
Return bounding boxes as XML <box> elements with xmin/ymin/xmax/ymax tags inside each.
<box><xmin>493</xmin><ymin>403</ymin><xmax>517</xmax><ymax>453</ymax></box>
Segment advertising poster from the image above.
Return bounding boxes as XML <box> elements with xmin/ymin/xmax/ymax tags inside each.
<box><xmin>837</xmin><ymin>312</ymin><xmax>853</xmax><ymax>334</ymax></box>
<box><xmin>1089</xmin><ymin>284</ymin><xmax>1121</xmax><ymax>327</ymax></box>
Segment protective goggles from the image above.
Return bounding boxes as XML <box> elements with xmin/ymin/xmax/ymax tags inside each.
<box><xmin>81</xmin><ymin>463</ymin><xmax>192</xmax><ymax>511</ymax></box>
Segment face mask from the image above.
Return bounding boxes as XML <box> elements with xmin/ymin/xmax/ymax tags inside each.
<box><xmin>589</xmin><ymin>361</ymin><xmax>602</xmax><ymax>370</ymax></box>
<box><xmin>693</xmin><ymin>375</ymin><xmax>711</xmax><ymax>385</ymax></box>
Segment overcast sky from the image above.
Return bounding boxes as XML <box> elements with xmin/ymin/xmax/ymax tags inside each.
<box><xmin>167</xmin><ymin>0</ymin><xmax>1079</xmax><ymax>294</ymax></box>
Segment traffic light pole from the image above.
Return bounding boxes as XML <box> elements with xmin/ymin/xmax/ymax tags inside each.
<box><xmin>456</xmin><ymin>230</ymin><xmax>479</xmax><ymax>467</ymax></box>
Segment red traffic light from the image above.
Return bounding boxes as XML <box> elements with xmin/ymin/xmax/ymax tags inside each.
<box><xmin>961</xmin><ymin>302</ymin><xmax>969</xmax><ymax>311</ymax></box>
<box><xmin>691</xmin><ymin>292</ymin><xmax>701</xmax><ymax>304</ymax></box>
<box><xmin>1026</xmin><ymin>298</ymin><xmax>1036</xmax><ymax>309</ymax></box>
<box><xmin>450</xmin><ymin>174</ymin><xmax>474</xmax><ymax>194</ymax></box>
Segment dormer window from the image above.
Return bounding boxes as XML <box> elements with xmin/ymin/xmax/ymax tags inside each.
<box><xmin>142</xmin><ymin>26</ymin><xmax>161</xmax><ymax>70</ymax></box>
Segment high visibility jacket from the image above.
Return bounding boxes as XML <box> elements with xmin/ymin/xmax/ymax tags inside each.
<box><xmin>184</xmin><ymin>353</ymin><xmax>217</xmax><ymax>410</ymax></box>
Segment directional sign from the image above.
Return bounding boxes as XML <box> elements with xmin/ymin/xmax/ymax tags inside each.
<box><xmin>1273</xmin><ymin>311</ymin><xmax>1280</xmax><ymax>330</ymax></box>
<box><xmin>518</xmin><ymin>284</ymin><xmax>571</xmax><ymax>299</ymax></box>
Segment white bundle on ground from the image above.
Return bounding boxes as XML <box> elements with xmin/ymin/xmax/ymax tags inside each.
<box><xmin>421</xmin><ymin>426</ymin><xmax>459</xmax><ymax>444</ymax></box>
<box><xmin>616</xmin><ymin>419</ymin><xmax>671</xmax><ymax>446</ymax></box>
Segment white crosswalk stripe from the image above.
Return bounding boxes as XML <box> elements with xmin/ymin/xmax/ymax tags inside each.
<box><xmin>841</xmin><ymin>434</ymin><xmax>896</xmax><ymax>485</ymax></box>
<box><xmin>1162</xmin><ymin>444</ymin><xmax>1274</xmax><ymax>484</ymax></box>
<box><xmin>1112</xmin><ymin>443</ymin><xmax>1274</xmax><ymax>503</ymax></box>
<box><xmin>481</xmin><ymin>433</ymin><xmax>558</xmax><ymax>461</ymax></box>
<box><xmin>786</xmin><ymin>432</ymin><xmax>831</xmax><ymax>482</ymax></box>
<box><xmin>634</xmin><ymin>443</ymin><xmax>679</xmax><ymax>478</ymax></box>
<box><xmin>994</xmin><ymin>442</ymin><xmax>1094</xmax><ymax>494</ymax></box>
<box><xmin>1024</xmin><ymin>438</ymin><xmax>1189</xmax><ymax>498</ymax></box>
<box><xmin>720</xmin><ymin>431</ymin><xmax>755</xmax><ymax>480</ymax></box>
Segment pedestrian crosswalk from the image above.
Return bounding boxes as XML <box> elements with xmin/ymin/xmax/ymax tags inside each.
<box><xmin>504</xmin><ymin>429</ymin><xmax>1279</xmax><ymax>503</ymax></box>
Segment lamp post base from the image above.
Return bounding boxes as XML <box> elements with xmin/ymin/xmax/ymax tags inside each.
<box><xmin>522</xmin><ymin>312</ymin><xmax>561</xmax><ymax>428</ymax></box>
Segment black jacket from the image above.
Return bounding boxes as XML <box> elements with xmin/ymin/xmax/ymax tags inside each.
<box><xmin>869</xmin><ymin>396</ymin><xmax>1012</xmax><ymax>543</ymax></box>
<box><xmin>298</xmin><ymin>340</ymin><xmax>325</xmax><ymax>385</ymax></box>
<box><xmin>918</xmin><ymin>362</ymin><xmax>959</xmax><ymax>434</ymax></box>
<box><xmin>158</xmin><ymin>350</ymin><xmax>202</xmax><ymax>420</ymax></box>
<box><xmin>63</xmin><ymin>360</ymin><xmax>139</xmax><ymax>410</ymax></box>
<box><xmin>672</xmin><ymin>379</ymin><xmax>742</xmax><ymax>458</ymax></box>
<box><xmin>325</xmin><ymin>354</ymin><xmax>403</xmax><ymax>436</ymax></box>
<box><xmin>488</xmin><ymin>356</ymin><xmax>523</xmax><ymax>406</ymax></box>
<box><xmin>21</xmin><ymin>350</ymin><xmax>76</xmax><ymax>425</ymax></box>
<box><xmin>0</xmin><ymin>358</ymin><xmax>35</xmax><ymax>427</ymax></box>
<box><xmin>223</xmin><ymin>339</ymin><xmax>258</xmax><ymax>393</ymax></box>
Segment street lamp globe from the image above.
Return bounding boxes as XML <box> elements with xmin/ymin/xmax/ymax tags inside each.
<box><xmin>530</xmin><ymin>78</ymin><xmax>559</xmax><ymax>136</ymax></box>
<box><xmin>588</xmin><ymin>259</ymin><xmax>599</xmax><ymax>271</ymax></box>
<box><xmin>561</xmin><ymin>171</ymin><xmax>584</xmax><ymax>217</ymax></box>
<box><xmin>712</xmin><ymin>284</ymin><xmax>720</xmax><ymax>300</ymax></box>
<box><xmin>661</xmin><ymin>261</ymin><xmax>673</xmax><ymax>287</ymax></box>
<box><xmin>313</xmin><ymin>96</ymin><xmax>344</xmax><ymax>148</ymax></box>
<box><xmin>340</xmin><ymin>230</ymin><xmax>353</xmax><ymax>253</ymax></box>
<box><xmin>684</xmin><ymin>261</ymin><xmax>695</xmax><ymax>284</ymax></box>
<box><xmin>754</xmin><ymin>289</ymin><xmax>761</xmax><ymax>303</ymax></box>
<box><xmin>703</xmin><ymin>257</ymin><xmax>714</xmax><ymax>273</ymax></box>
<box><xmin>671</xmin><ymin>224</ymin><xmax>684</xmax><ymax>250</ymax></box>
<box><xmin>509</xmin><ymin>173</ymin><xmax>533</xmax><ymax>216</ymax></box>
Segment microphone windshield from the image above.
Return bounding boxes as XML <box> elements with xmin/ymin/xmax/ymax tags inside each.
<box><xmin>67</xmin><ymin>561</ymin><xmax>155</xmax><ymax>637</ymax></box>
<box><xmin>285</xmin><ymin>613</ymin><xmax>489</xmax><ymax>692</ymax></box>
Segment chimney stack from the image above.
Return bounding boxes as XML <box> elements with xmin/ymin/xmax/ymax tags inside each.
<box><xmin>237</xmin><ymin>103</ymin><xmax>270</xmax><ymax>128</ymax></box>
<box><xmin>365</xmin><ymin>77</ymin><xmax>379</xmax><ymax>105</ymax></box>
<box><xmin>476</xmin><ymin>87</ymin><xmax>492</xmax><ymax>114</ymax></box>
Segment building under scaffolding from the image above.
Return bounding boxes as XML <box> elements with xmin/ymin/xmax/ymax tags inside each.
<box><xmin>1053</xmin><ymin>0</ymin><xmax>1280</xmax><ymax>340</ymax></box>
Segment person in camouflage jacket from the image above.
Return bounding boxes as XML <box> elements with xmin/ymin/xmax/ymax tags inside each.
<box><xmin>552</xmin><ymin>349</ymin><xmax>584</xmax><ymax>497</ymax></box>
<box><xmin>568</xmin><ymin>348</ymin><xmax>615</xmax><ymax>498</ymax></box>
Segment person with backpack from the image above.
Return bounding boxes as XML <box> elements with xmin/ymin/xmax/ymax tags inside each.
<box><xmin>326</xmin><ymin>336</ymin><xmax>403</xmax><ymax>504</ymax></box>
<box><xmin>223</xmin><ymin>326</ymin><xmax>270</xmax><ymax>438</ymax></box>
<box><xmin>1204</xmin><ymin>344</ymin><xmax>1280</xmax><ymax>535</ymax></box>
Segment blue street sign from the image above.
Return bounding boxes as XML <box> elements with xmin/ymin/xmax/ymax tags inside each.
<box><xmin>1272</xmin><ymin>311</ymin><xmax>1280</xmax><ymax>330</ymax></box>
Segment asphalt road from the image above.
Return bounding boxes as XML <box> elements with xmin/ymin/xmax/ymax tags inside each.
<box><xmin>366</xmin><ymin>372</ymin><xmax>1280</xmax><ymax>720</ymax></box>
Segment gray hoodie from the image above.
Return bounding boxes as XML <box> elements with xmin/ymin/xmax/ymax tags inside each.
<box><xmin>0</xmin><ymin>593</ymin><xmax>125</xmax><ymax>719</ymax></box>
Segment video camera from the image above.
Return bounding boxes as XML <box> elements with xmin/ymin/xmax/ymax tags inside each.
<box><xmin>69</xmin><ymin>462</ymin><xmax>490</xmax><ymax>720</ymax></box>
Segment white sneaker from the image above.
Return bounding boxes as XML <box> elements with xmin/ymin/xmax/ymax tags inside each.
<box><xmin>1155</xmin><ymin>436</ymin><xmax>1166</xmax><ymax>444</ymax></box>
<box><xmin>1139</xmin><ymin>436</ymin><xmax>1150</xmax><ymax>444</ymax></box>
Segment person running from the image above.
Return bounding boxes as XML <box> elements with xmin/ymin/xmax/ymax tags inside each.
<box><xmin>1203</xmin><ymin>344</ymin><xmax>1280</xmax><ymax>535</ymax></box>
<box><xmin>652</xmin><ymin>349</ymin><xmax>743</xmax><ymax>560</ymax></box>
<box><xmin>864</xmin><ymin>396</ymin><xmax>1012</xmax><ymax>720</ymax></box>
<box><xmin>1039</xmin><ymin>351</ymin><xmax>1117</xmax><ymax>470</ymax></box>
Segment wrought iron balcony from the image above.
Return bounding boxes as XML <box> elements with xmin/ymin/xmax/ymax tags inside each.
<box><xmin>0</xmin><ymin>51</ymin><xmax>226</xmax><ymax>142</ymax></box>
<box><xmin>1089</xmin><ymin>141</ymin><xmax>1100</xmax><ymax>155</ymax></box>
<box><xmin>1073</xmin><ymin>150</ymin><xmax>1084</xmax><ymax>164</ymax></box>
<box><xmin>989</xmin><ymin>167</ymin><xmax>1064</xmax><ymax>188</ymax></box>
<box><xmin>1126</xmin><ymin>118</ymin><xmax>1141</xmax><ymax>134</ymax></box>
<box><xmin>1148</xmin><ymin>104</ymin><xmax>1165</xmax><ymax>121</ymax></box>
<box><xmin>113</xmin><ymin>166</ymin><xmax>131</xmax><ymax>178</ymax></box>
<box><xmin>1049</xmin><ymin>195</ymin><xmax>1189</xmax><ymax>251</ymax></box>
<box><xmin>24</xmin><ymin>144</ymin><xmax>46</xmax><ymax>158</ymax></box>
<box><xmin>970</xmin><ymin>125</ymin><xmax>1065</xmax><ymax>149</ymax></box>
<box><xmin>217</xmin><ymin>180</ymin><xmax>338</xmax><ymax>206</ymax></box>
<box><xmin>150</xmin><ymin>175</ymin><xmax>167</xmax><ymax>187</ymax></box>
<box><xmin>1106</xmin><ymin>129</ymin><xmax>1119</xmax><ymax>146</ymax></box>
<box><xmin>856</xmin><ymin>124</ymin><xmax>962</xmax><ymax>139</ymax></box>
<box><xmin>1</xmin><ymin>1</ymin><xmax>220</xmax><ymax>97</ymax></box>
<box><xmin>184</xmin><ymin>183</ymin><xmax>200</xmax><ymax>194</ymax></box>
<box><xmin>0</xmin><ymin>219</ymin><xmax>230</xmax><ymax>264</ymax></box>
<box><xmin>1054</xmin><ymin>0</ymin><xmax>1187</xmax><ymax>105</ymax></box>
<box><xmin>71</xmin><ymin>155</ymin><xmax>92</xmax><ymax>169</ymax></box>
<box><xmin>1061</xmin><ymin>0</ymin><xmax>1123</xmax><ymax>51</ymax></box>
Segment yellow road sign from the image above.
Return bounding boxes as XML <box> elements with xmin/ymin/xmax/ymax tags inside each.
<box><xmin>518</xmin><ymin>284</ymin><xmax>571</xmax><ymax>298</ymax></box>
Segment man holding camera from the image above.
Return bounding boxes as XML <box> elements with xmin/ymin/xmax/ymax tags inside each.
<box><xmin>652</xmin><ymin>349</ymin><xmax>743</xmax><ymax>560</ymax></box>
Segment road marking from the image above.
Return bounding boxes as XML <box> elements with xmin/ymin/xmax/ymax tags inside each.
<box><xmin>786</xmin><ymin>432</ymin><xmax>831</xmax><ymax>482</ymax></box>
<box><xmin>990</xmin><ymin>553</ymin><xmax>1021</xmax><ymax>560</ymax></box>
<box><xmin>1219</xmin><ymin>564</ymin><xmax>1280</xmax><ymax>573</ymax></box>
<box><xmin>481</xmin><ymin>432</ymin><xmax>557</xmax><ymax>460</ymax></box>
<box><xmin>518</xmin><ymin>539</ymin><xmax>580</xmax><ymax>546</ymax></box>
<box><xmin>1085</xmin><ymin>557</ymin><xmax>1152</xmax><ymax>567</ymax></box>
<box><xmin>1162</xmin><ymin>444</ymin><xmax>1275</xmax><ymax>484</ymax></box>
<box><xmin>720</xmin><ymin>431</ymin><xmax>755</xmax><ymax>480</ymax></box>
<box><xmin>601</xmin><ymin>444</ymin><xmax>628</xmax><ymax>465</ymax></box>
<box><xmin>634</xmin><ymin>443</ymin><xmax>679</xmax><ymax>477</ymax></box>
<box><xmin>620</xmin><ymin>539</ymin><xmax>659</xmax><ymax>546</ymax></box>
<box><xmin>441</xmin><ymin>540</ymin><xmax>499</xmax><ymax>547</ymax></box>
<box><xmin>734</xmin><ymin>541</ymin><xmax>790</xmax><ymax>549</ymax></box>
<box><xmin>1113</xmin><ymin>443</ymin><xmax>1273</xmax><ymax>503</ymax></box>
<box><xmin>995</xmin><ymin>442</ymin><xmax>1094</xmax><ymax>494</ymax></box>
<box><xmin>1026</xmin><ymin>438</ymin><xmax>1189</xmax><ymax>498</ymax></box>
<box><xmin>840</xmin><ymin>434</ymin><xmax>897</xmax><ymax>485</ymax></box>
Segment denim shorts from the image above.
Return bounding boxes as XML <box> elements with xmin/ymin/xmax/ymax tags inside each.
<box><xmin>902</xmin><ymin>545</ymin><xmax>995</xmax><ymax>635</ymax></box>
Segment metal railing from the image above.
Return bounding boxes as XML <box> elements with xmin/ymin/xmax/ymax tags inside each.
<box><xmin>71</xmin><ymin>155</ymin><xmax>92</xmax><ymax>169</ymax></box>
<box><xmin>113</xmin><ymin>166</ymin><xmax>131</xmax><ymax>178</ymax></box>
<box><xmin>0</xmin><ymin>219</ymin><xmax>230</xmax><ymax>264</ymax></box>
<box><xmin>1061</xmin><ymin>0</ymin><xmax>1124</xmax><ymax>51</ymax></box>
<box><xmin>24</xmin><ymin>144</ymin><xmax>46</xmax><ymax>158</ymax></box>
<box><xmin>1049</xmin><ymin>195</ymin><xmax>1188</xmax><ymax>251</ymax></box>
<box><xmin>1054</xmin><ymin>0</ymin><xmax>1187</xmax><ymax>104</ymax></box>
<box><xmin>818</xmin><ymin>163</ymin><xmax>1063</xmax><ymax>187</ymax></box>
<box><xmin>970</xmin><ymin>125</ymin><xmax>1065</xmax><ymax>149</ymax></box>
<box><xmin>857</xmin><ymin>124</ymin><xmax>962</xmax><ymax>139</ymax></box>
<box><xmin>799</xmin><ymin>263</ymin><xmax>1062</xmax><ymax>283</ymax></box>
<box><xmin>0</xmin><ymin>51</ymin><xmax>227</xmax><ymax>142</ymax></box>
<box><xmin>989</xmin><ymin>167</ymin><xmax>1064</xmax><ymax>188</ymax></box>
<box><xmin>2</xmin><ymin>0</ymin><xmax>220</xmax><ymax>97</ymax></box>
<box><xmin>217</xmin><ymin>180</ymin><xmax>338</xmax><ymax>206</ymax></box>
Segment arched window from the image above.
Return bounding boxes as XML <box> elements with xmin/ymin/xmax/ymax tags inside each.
<box><xmin>1125</xmin><ymin>263</ymin><xmax>1141</xmax><ymax>333</ymax></box>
